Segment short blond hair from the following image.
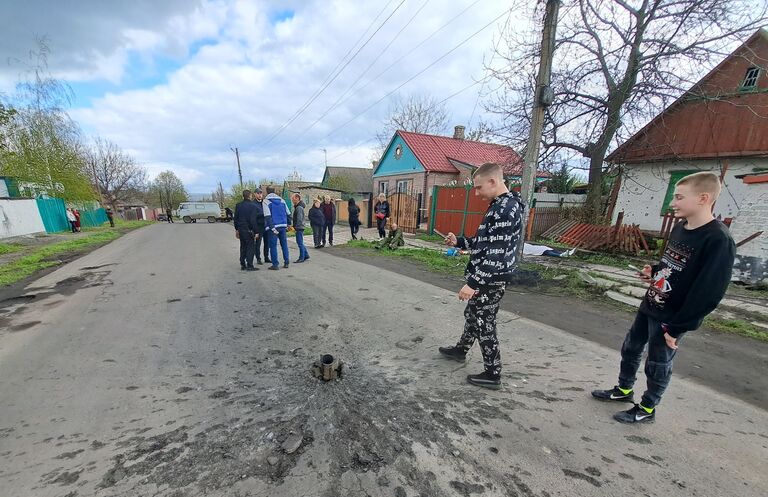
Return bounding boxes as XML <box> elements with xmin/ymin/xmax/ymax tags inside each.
<box><xmin>473</xmin><ymin>162</ymin><xmax>503</xmax><ymax>180</ymax></box>
<box><xmin>676</xmin><ymin>171</ymin><xmax>722</xmax><ymax>200</ymax></box>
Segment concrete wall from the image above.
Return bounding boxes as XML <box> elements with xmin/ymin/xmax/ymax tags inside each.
<box><xmin>729</xmin><ymin>180</ymin><xmax>768</xmax><ymax>284</ymax></box>
<box><xmin>0</xmin><ymin>198</ymin><xmax>46</xmax><ymax>239</ymax></box>
<box><xmin>613</xmin><ymin>159</ymin><xmax>757</xmax><ymax>231</ymax></box>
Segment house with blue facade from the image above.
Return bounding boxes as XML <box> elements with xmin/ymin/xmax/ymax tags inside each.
<box><xmin>373</xmin><ymin>126</ymin><xmax>548</xmax><ymax>222</ymax></box>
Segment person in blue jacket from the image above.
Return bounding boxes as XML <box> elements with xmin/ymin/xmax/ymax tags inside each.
<box><xmin>262</xmin><ymin>186</ymin><xmax>292</xmax><ymax>270</ymax></box>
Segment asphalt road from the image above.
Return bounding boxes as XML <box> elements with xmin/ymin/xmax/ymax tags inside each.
<box><xmin>1</xmin><ymin>222</ymin><xmax>766</xmax><ymax>497</ymax></box>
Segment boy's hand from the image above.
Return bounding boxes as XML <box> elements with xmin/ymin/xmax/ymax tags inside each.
<box><xmin>235</xmin><ymin>231</ymin><xmax>240</xmax><ymax>239</ymax></box>
<box><xmin>458</xmin><ymin>284</ymin><xmax>477</xmax><ymax>301</ymax></box>
<box><xmin>663</xmin><ymin>331</ymin><xmax>679</xmax><ymax>350</ymax></box>
<box><xmin>639</xmin><ymin>264</ymin><xmax>653</xmax><ymax>284</ymax></box>
<box><xmin>445</xmin><ymin>232</ymin><xmax>457</xmax><ymax>247</ymax></box>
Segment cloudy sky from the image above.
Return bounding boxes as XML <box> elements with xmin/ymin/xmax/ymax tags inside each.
<box><xmin>0</xmin><ymin>0</ymin><xmax>519</xmax><ymax>194</ymax></box>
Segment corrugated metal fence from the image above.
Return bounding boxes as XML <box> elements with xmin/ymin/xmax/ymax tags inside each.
<box><xmin>35</xmin><ymin>197</ymin><xmax>109</xmax><ymax>233</ymax></box>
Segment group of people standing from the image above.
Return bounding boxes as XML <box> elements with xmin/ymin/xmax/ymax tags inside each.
<box><xmin>66</xmin><ymin>208</ymin><xmax>81</xmax><ymax>233</ymax></box>
<box><xmin>233</xmin><ymin>187</ymin><xmax>307</xmax><ymax>271</ymax></box>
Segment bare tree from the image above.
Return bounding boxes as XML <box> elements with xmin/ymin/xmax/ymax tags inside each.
<box><xmin>376</xmin><ymin>94</ymin><xmax>451</xmax><ymax>150</ymax></box>
<box><xmin>83</xmin><ymin>137</ymin><xmax>147</xmax><ymax>210</ymax></box>
<box><xmin>487</xmin><ymin>0</ymin><xmax>767</xmax><ymax>214</ymax></box>
<box><xmin>148</xmin><ymin>170</ymin><xmax>188</xmax><ymax>211</ymax></box>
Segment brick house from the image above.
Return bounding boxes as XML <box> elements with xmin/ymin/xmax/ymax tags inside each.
<box><xmin>729</xmin><ymin>172</ymin><xmax>768</xmax><ymax>284</ymax></box>
<box><xmin>372</xmin><ymin>126</ymin><xmax>544</xmax><ymax>223</ymax></box>
<box><xmin>607</xmin><ymin>29</ymin><xmax>768</xmax><ymax>235</ymax></box>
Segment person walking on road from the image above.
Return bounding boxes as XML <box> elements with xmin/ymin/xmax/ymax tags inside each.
<box><xmin>253</xmin><ymin>188</ymin><xmax>270</xmax><ymax>265</ymax></box>
<box><xmin>291</xmin><ymin>193</ymin><xmax>310</xmax><ymax>263</ymax></box>
<box><xmin>438</xmin><ymin>163</ymin><xmax>523</xmax><ymax>390</ymax></box>
<box><xmin>106</xmin><ymin>208</ymin><xmax>115</xmax><ymax>227</ymax></box>
<box><xmin>233</xmin><ymin>189</ymin><xmax>259</xmax><ymax>271</ymax></box>
<box><xmin>166</xmin><ymin>208</ymin><xmax>174</xmax><ymax>223</ymax></box>
<box><xmin>591</xmin><ymin>172</ymin><xmax>735</xmax><ymax>424</ymax></box>
<box><xmin>347</xmin><ymin>198</ymin><xmax>361</xmax><ymax>240</ymax></box>
<box><xmin>308</xmin><ymin>198</ymin><xmax>325</xmax><ymax>248</ymax></box>
<box><xmin>263</xmin><ymin>186</ymin><xmax>291</xmax><ymax>270</ymax></box>
<box><xmin>320</xmin><ymin>195</ymin><xmax>336</xmax><ymax>246</ymax></box>
<box><xmin>374</xmin><ymin>193</ymin><xmax>390</xmax><ymax>239</ymax></box>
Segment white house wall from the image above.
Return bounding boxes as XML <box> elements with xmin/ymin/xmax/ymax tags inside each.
<box><xmin>613</xmin><ymin>159</ymin><xmax>757</xmax><ymax>231</ymax></box>
<box><xmin>0</xmin><ymin>199</ymin><xmax>46</xmax><ymax>239</ymax></box>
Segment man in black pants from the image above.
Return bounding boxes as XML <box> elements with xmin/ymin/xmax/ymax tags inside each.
<box><xmin>252</xmin><ymin>188</ymin><xmax>270</xmax><ymax>264</ymax></box>
<box><xmin>233</xmin><ymin>190</ymin><xmax>259</xmax><ymax>271</ymax></box>
<box><xmin>438</xmin><ymin>163</ymin><xmax>523</xmax><ymax>390</ymax></box>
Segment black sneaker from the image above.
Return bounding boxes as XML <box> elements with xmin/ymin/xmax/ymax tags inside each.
<box><xmin>294</xmin><ymin>259</ymin><xmax>305</xmax><ymax>263</ymax></box>
<box><xmin>268</xmin><ymin>266</ymin><xmax>279</xmax><ymax>271</ymax></box>
<box><xmin>246</xmin><ymin>266</ymin><xmax>258</xmax><ymax>271</ymax></box>
<box><xmin>256</xmin><ymin>260</ymin><xmax>263</xmax><ymax>265</ymax></box>
<box><xmin>240</xmin><ymin>265</ymin><xmax>246</xmax><ymax>270</ymax></box>
<box><xmin>467</xmin><ymin>372</ymin><xmax>502</xmax><ymax>390</ymax></box>
<box><xmin>438</xmin><ymin>346</ymin><xmax>466</xmax><ymax>362</ymax></box>
<box><xmin>591</xmin><ymin>385</ymin><xmax>634</xmax><ymax>402</ymax></box>
<box><xmin>613</xmin><ymin>403</ymin><xmax>655</xmax><ymax>424</ymax></box>
<box><xmin>283</xmin><ymin>262</ymin><xmax>289</xmax><ymax>268</ymax></box>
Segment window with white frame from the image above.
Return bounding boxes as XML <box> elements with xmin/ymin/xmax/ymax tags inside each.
<box><xmin>378</xmin><ymin>181</ymin><xmax>388</xmax><ymax>195</ymax></box>
<box><xmin>396</xmin><ymin>179</ymin><xmax>411</xmax><ymax>193</ymax></box>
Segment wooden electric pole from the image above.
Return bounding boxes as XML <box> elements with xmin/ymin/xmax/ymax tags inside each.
<box><xmin>518</xmin><ymin>0</ymin><xmax>560</xmax><ymax>260</ymax></box>
<box><xmin>231</xmin><ymin>146</ymin><xmax>243</xmax><ymax>187</ymax></box>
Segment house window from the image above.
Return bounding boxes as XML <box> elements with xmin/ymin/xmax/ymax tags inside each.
<box><xmin>378</xmin><ymin>181</ymin><xmax>389</xmax><ymax>195</ymax></box>
<box><xmin>660</xmin><ymin>170</ymin><xmax>698</xmax><ymax>215</ymax></box>
<box><xmin>741</xmin><ymin>67</ymin><xmax>760</xmax><ymax>90</ymax></box>
<box><xmin>396</xmin><ymin>179</ymin><xmax>411</xmax><ymax>193</ymax></box>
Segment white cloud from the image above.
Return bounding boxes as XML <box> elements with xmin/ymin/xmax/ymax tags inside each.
<box><xmin>9</xmin><ymin>0</ymin><xmax>517</xmax><ymax>192</ymax></box>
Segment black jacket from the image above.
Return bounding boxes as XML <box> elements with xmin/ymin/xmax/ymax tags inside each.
<box><xmin>641</xmin><ymin>220</ymin><xmax>735</xmax><ymax>337</ymax></box>
<box><xmin>234</xmin><ymin>200</ymin><xmax>260</xmax><ymax>232</ymax></box>
<box><xmin>348</xmin><ymin>204</ymin><xmax>360</xmax><ymax>224</ymax></box>
<box><xmin>456</xmin><ymin>192</ymin><xmax>523</xmax><ymax>290</ymax></box>
<box><xmin>308</xmin><ymin>205</ymin><xmax>325</xmax><ymax>226</ymax></box>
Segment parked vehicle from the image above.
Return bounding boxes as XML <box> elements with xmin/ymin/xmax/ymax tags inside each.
<box><xmin>177</xmin><ymin>202</ymin><xmax>222</xmax><ymax>223</ymax></box>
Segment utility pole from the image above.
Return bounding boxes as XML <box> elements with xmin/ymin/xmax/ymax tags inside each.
<box><xmin>321</xmin><ymin>148</ymin><xmax>328</xmax><ymax>169</ymax></box>
<box><xmin>518</xmin><ymin>0</ymin><xmax>560</xmax><ymax>260</ymax></box>
<box><xmin>231</xmin><ymin>146</ymin><xmax>243</xmax><ymax>187</ymax></box>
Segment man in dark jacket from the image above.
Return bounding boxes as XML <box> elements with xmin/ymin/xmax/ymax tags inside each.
<box><xmin>233</xmin><ymin>190</ymin><xmax>259</xmax><ymax>271</ymax></box>
<box><xmin>291</xmin><ymin>193</ymin><xmax>310</xmax><ymax>263</ymax></box>
<box><xmin>439</xmin><ymin>163</ymin><xmax>523</xmax><ymax>390</ymax></box>
<box><xmin>308</xmin><ymin>198</ymin><xmax>325</xmax><ymax>248</ymax></box>
<box><xmin>320</xmin><ymin>195</ymin><xmax>336</xmax><ymax>246</ymax></box>
<box><xmin>253</xmin><ymin>188</ymin><xmax>270</xmax><ymax>264</ymax></box>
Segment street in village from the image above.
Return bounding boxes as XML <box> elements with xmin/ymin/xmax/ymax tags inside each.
<box><xmin>0</xmin><ymin>223</ymin><xmax>766</xmax><ymax>497</ymax></box>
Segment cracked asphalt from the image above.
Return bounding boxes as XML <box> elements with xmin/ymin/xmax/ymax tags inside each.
<box><xmin>0</xmin><ymin>222</ymin><xmax>766</xmax><ymax>497</ymax></box>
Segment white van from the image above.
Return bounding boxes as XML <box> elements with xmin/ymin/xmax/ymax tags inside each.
<box><xmin>177</xmin><ymin>202</ymin><xmax>221</xmax><ymax>223</ymax></box>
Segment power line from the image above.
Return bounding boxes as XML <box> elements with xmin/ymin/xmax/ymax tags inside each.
<box><xmin>295</xmin><ymin>8</ymin><xmax>512</xmax><ymax>158</ymax></box>
<box><xmin>298</xmin><ymin>0</ymin><xmax>432</xmax><ymax>139</ymax></box>
<box><xmin>258</xmin><ymin>0</ymin><xmax>407</xmax><ymax>147</ymax></box>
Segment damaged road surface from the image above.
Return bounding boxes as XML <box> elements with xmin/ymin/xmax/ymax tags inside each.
<box><xmin>0</xmin><ymin>223</ymin><xmax>766</xmax><ymax>497</ymax></box>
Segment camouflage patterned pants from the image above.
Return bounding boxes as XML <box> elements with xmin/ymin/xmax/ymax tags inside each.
<box><xmin>456</xmin><ymin>286</ymin><xmax>506</xmax><ymax>377</ymax></box>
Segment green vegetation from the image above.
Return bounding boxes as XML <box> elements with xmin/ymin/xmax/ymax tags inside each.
<box><xmin>0</xmin><ymin>221</ymin><xmax>150</xmax><ymax>286</ymax></box>
<box><xmin>415</xmin><ymin>233</ymin><xmax>445</xmax><ymax>242</ymax></box>
<box><xmin>0</xmin><ymin>242</ymin><xmax>24</xmax><ymax>255</ymax></box>
<box><xmin>703</xmin><ymin>318</ymin><xmax>768</xmax><ymax>343</ymax></box>
<box><xmin>346</xmin><ymin>240</ymin><xmax>468</xmax><ymax>276</ymax></box>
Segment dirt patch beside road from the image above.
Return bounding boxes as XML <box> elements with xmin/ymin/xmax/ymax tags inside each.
<box><xmin>326</xmin><ymin>245</ymin><xmax>768</xmax><ymax>411</ymax></box>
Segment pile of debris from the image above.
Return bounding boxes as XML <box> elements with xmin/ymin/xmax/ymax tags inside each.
<box><xmin>540</xmin><ymin>213</ymin><xmax>650</xmax><ymax>255</ymax></box>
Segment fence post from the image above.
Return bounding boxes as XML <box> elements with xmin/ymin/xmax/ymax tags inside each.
<box><xmin>460</xmin><ymin>185</ymin><xmax>471</xmax><ymax>237</ymax></box>
<box><xmin>428</xmin><ymin>186</ymin><xmax>438</xmax><ymax>234</ymax></box>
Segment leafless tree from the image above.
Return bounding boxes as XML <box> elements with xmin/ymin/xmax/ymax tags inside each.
<box><xmin>83</xmin><ymin>137</ymin><xmax>147</xmax><ymax>210</ymax></box>
<box><xmin>487</xmin><ymin>0</ymin><xmax>767</xmax><ymax>214</ymax></box>
<box><xmin>376</xmin><ymin>94</ymin><xmax>451</xmax><ymax>151</ymax></box>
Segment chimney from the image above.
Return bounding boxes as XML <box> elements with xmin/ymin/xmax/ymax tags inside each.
<box><xmin>453</xmin><ymin>125</ymin><xmax>465</xmax><ymax>140</ymax></box>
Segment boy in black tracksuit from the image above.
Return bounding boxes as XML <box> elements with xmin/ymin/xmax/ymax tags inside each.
<box><xmin>592</xmin><ymin>171</ymin><xmax>735</xmax><ymax>423</ymax></box>
<box><xmin>438</xmin><ymin>163</ymin><xmax>523</xmax><ymax>390</ymax></box>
